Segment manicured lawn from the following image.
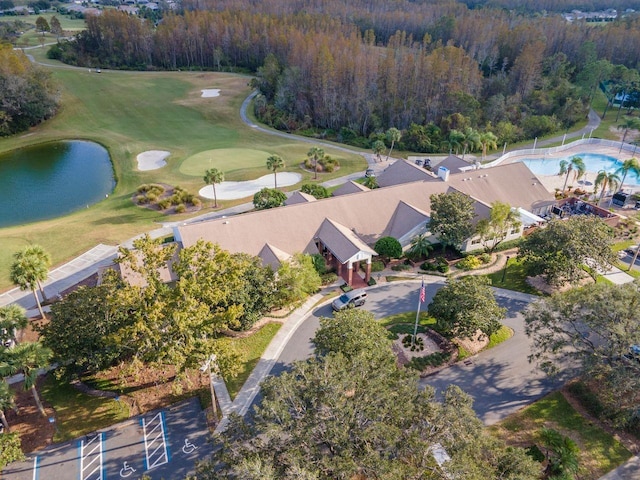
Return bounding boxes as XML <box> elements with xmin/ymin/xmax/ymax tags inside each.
<box><xmin>221</xmin><ymin>322</ymin><xmax>282</xmax><ymax>399</ymax></box>
<box><xmin>0</xmin><ymin>55</ymin><xmax>365</xmax><ymax>289</ymax></box>
<box><xmin>485</xmin><ymin>257</ymin><xmax>541</xmax><ymax>295</ymax></box>
<box><xmin>41</xmin><ymin>375</ymin><xmax>130</xmax><ymax>442</ymax></box>
<box><xmin>379</xmin><ymin>311</ymin><xmax>434</xmax><ymax>328</ymax></box>
<box><xmin>490</xmin><ymin>391</ymin><xmax>632</xmax><ymax>479</ymax></box>
<box><xmin>487</xmin><ymin>324</ymin><xmax>513</xmax><ymax>349</ymax></box>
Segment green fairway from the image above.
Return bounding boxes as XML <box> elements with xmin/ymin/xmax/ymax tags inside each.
<box><xmin>181</xmin><ymin>148</ymin><xmax>276</xmax><ymax>177</ymax></box>
<box><xmin>0</xmin><ymin>60</ymin><xmax>366</xmax><ymax>289</ymax></box>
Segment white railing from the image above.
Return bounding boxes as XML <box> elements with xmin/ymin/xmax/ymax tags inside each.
<box><xmin>482</xmin><ymin>138</ymin><xmax>640</xmax><ymax>169</ymax></box>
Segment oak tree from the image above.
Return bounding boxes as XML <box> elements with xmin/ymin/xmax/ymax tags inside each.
<box><xmin>428</xmin><ymin>276</ymin><xmax>505</xmax><ymax>340</ymax></box>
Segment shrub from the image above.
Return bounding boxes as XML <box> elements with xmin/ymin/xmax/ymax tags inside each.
<box><xmin>191</xmin><ymin>197</ymin><xmax>202</xmax><ymax>207</ymax></box>
<box><xmin>301</xmin><ymin>184</ymin><xmax>330</xmax><ymax>199</ymax></box>
<box><xmin>374</xmin><ymin>237</ymin><xmax>402</xmax><ymax>259</ymax></box>
<box><xmin>321</xmin><ymin>272</ymin><xmax>338</xmax><ymax>285</ymax></box>
<box><xmin>367</xmin><ymin>276</ymin><xmax>377</xmax><ymax>286</ymax></box>
<box><xmin>175</xmin><ymin>204</ymin><xmax>187</xmax><ymax>213</ymax></box>
<box><xmin>371</xmin><ymin>260</ymin><xmax>385</xmax><ymax>272</ymax></box>
<box><xmin>157</xmin><ymin>199</ymin><xmax>171</xmax><ymax>210</ymax></box>
<box><xmin>479</xmin><ymin>253</ymin><xmax>491</xmax><ymax>264</ymax></box>
<box><xmin>437</xmin><ymin>263</ymin><xmax>449</xmax><ymax>273</ymax></box>
<box><xmin>146</xmin><ymin>193</ymin><xmax>158</xmax><ymax>203</ymax></box>
<box><xmin>402</xmin><ymin>334</ymin><xmax>424</xmax><ymax>351</ymax></box>
<box><xmin>456</xmin><ymin>255</ymin><xmax>483</xmax><ymax>271</ymax></box>
<box><xmin>0</xmin><ymin>433</ymin><xmax>25</xmax><ymax>469</ymax></box>
<box><xmin>340</xmin><ymin>284</ymin><xmax>353</xmax><ymax>292</ymax></box>
<box><xmin>525</xmin><ymin>445</ymin><xmax>545</xmax><ymax>463</ymax></box>
<box><xmin>420</xmin><ymin>261</ymin><xmax>438</xmax><ymax>271</ymax></box>
<box><xmin>391</xmin><ymin>264</ymin><xmax>411</xmax><ymax>271</ymax></box>
<box><xmin>311</xmin><ymin>254</ymin><xmax>327</xmax><ymax>274</ymax></box>
<box><xmin>406</xmin><ymin>351</ymin><xmax>451</xmax><ymax>370</ymax></box>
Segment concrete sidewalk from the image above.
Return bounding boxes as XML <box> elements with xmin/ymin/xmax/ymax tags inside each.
<box><xmin>598</xmin><ymin>456</ymin><xmax>640</xmax><ymax>479</ymax></box>
<box><xmin>0</xmin><ymin>244</ymin><xmax>118</xmax><ymax>310</ymax></box>
<box><xmin>214</xmin><ymin>290</ymin><xmax>329</xmax><ymax>433</ymax></box>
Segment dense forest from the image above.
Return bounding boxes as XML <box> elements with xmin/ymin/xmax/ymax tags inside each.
<box><xmin>48</xmin><ymin>0</ymin><xmax>640</xmax><ymax>151</ymax></box>
<box><xmin>0</xmin><ymin>44</ymin><xmax>58</xmax><ymax>136</ymax></box>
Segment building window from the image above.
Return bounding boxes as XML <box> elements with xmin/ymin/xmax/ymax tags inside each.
<box><xmin>510</xmin><ymin>228</ymin><xmax>519</xmax><ymax>234</ymax></box>
<box><xmin>471</xmin><ymin>238</ymin><xmax>481</xmax><ymax>245</ymax></box>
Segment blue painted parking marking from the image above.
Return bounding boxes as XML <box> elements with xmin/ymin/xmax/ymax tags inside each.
<box><xmin>142</xmin><ymin>411</ymin><xmax>169</xmax><ymax>470</ymax></box>
<box><xmin>79</xmin><ymin>433</ymin><xmax>104</xmax><ymax>480</ymax></box>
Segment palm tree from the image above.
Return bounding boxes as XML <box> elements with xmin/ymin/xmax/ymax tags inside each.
<box><xmin>461</xmin><ymin>127</ymin><xmax>481</xmax><ymax>160</ymax></box>
<box><xmin>0</xmin><ymin>342</ymin><xmax>52</xmax><ymax>416</ymax></box>
<box><xmin>615</xmin><ymin>157</ymin><xmax>640</xmax><ymax>187</ymax></box>
<box><xmin>447</xmin><ymin>129</ymin><xmax>465</xmax><ymax>155</ymax></box>
<box><xmin>307</xmin><ymin>146</ymin><xmax>325</xmax><ymax>180</ymax></box>
<box><xmin>617</xmin><ymin>117</ymin><xmax>640</xmax><ymax>145</ymax></box>
<box><xmin>266</xmin><ymin>155</ymin><xmax>285</xmax><ymax>189</ymax></box>
<box><xmin>10</xmin><ymin>245</ymin><xmax>51</xmax><ymax>318</ymax></box>
<box><xmin>594</xmin><ymin>170</ymin><xmax>621</xmax><ymax>206</ymax></box>
<box><xmin>363</xmin><ymin>175</ymin><xmax>378</xmax><ymax>189</ymax></box>
<box><xmin>385</xmin><ymin>127</ymin><xmax>402</xmax><ymax>161</ymax></box>
<box><xmin>558</xmin><ymin>156</ymin><xmax>586</xmax><ymax>194</ymax></box>
<box><xmin>203</xmin><ymin>168</ymin><xmax>224</xmax><ymax>208</ymax></box>
<box><xmin>407</xmin><ymin>234</ymin><xmax>433</xmax><ymax>261</ymax></box>
<box><xmin>0</xmin><ymin>381</ymin><xmax>15</xmax><ymax>432</ymax></box>
<box><xmin>479</xmin><ymin>131</ymin><xmax>498</xmax><ymax>160</ymax></box>
<box><xmin>372</xmin><ymin>140</ymin><xmax>385</xmax><ymax>163</ymax></box>
<box><xmin>0</xmin><ymin>305</ymin><xmax>28</xmax><ymax>347</ymax></box>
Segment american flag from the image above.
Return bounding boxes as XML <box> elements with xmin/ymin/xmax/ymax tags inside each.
<box><xmin>419</xmin><ymin>279</ymin><xmax>426</xmax><ymax>303</ymax></box>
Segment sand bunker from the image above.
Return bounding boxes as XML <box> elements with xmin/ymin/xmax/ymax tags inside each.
<box><xmin>137</xmin><ymin>150</ymin><xmax>170</xmax><ymax>171</ymax></box>
<box><xmin>199</xmin><ymin>172</ymin><xmax>302</xmax><ymax>200</ymax></box>
<box><xmin>201</xmin><ymin>89</ymin><xmax>221</xmax><ymax>98</ymax></box>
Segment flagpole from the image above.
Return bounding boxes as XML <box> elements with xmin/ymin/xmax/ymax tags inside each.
<box><xmin>413</xmin><ymin>277</ymin><xmax>424</xmax><ymax>345</ymax></box>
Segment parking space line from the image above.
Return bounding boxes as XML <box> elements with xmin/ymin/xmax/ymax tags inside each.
<box><xmin>32</xmin><ymin>456</ymin><xmax>39</xmax><ymax>480</ymax></box>
<box><xmin>142</xmin><ymin>412</ymin><xmax>169</xmax><ymax>470</ymax></box>
<box><xmin>79</xmin><ymin>433</ymin><xmax>104</xmax><ymax>480</ymax></box>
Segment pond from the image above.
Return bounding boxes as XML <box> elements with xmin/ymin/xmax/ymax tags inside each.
<box><xmin>0</xmin><ymin>140</ymin><xmax>115</xmax><ymax>228</ymax></box>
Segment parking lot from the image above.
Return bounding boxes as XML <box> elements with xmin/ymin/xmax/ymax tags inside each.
<box><xmin>3</xmin><ymin>398</ymin><xmax>212</xmax><ymax>480</ymax></box>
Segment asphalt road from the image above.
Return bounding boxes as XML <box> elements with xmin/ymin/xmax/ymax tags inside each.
<box><xmin>268</xmin><ymin>280</ymin><xmax>576</xmax><ymax>425</ymax></box>
<box><xmin>3</xmin><ymin>398</ymin><xmax>212</xmax><ymax>480</ymax></box>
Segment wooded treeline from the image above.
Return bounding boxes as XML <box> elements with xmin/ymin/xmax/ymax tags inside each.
<box><xmin>463</xmin><ymin>0</ymin><xmax>640</xmax><ymax>13</ymax></box>
<box><xmin>0</xmin><ymin>44</ymin><xmax>58</xmax><ymax>136</ymax></box>
<box><xmin>48</xmin><ymin>0</ymin><xmax>640</xmax><ymax>147</ymax></box>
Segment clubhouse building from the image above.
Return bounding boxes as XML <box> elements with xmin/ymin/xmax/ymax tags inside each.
<box><xmin>172</xmin><ymin>160</ymin><xmax>556</xmax><ymax>287</ymax></box>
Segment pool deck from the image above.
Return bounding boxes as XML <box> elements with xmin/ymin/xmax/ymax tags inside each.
<box><xmin>501</xmin><ymin>143</ymin><xmax>640</xmax><ymax>197</ymax></box>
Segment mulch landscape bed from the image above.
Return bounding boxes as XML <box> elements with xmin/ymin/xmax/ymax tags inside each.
<box><xmin>7</xmin><ymin>379</ymin><xmax>56</xmax><ymax>453</ymax></box>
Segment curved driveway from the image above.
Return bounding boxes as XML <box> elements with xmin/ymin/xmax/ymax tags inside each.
<box><xmin>268</xmin><ymin>279</ymin><xmax>574</xmax><ymax>426</ymax></box>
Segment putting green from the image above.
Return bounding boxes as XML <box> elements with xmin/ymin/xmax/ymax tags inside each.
<box><xmin>180</xmin><ymin>148</ymin><xmax>273</xmax><ymax>176</ymax></box>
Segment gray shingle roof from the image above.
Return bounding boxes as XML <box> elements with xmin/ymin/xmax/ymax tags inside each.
<box><xmin>315</xmin><ymin>219</ymin><xmax>377</xmax><ymax>263</ymax></box>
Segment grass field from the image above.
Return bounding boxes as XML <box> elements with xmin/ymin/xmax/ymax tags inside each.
<box><xmin>41</xmin><ymin>375</ymin><xmax>130</xmax><ymax>442</ymax></box>
<box><xmin>486</xmin><ymin>257</ymin><xmax>542</xmax><ymax>295</ymax></box>
<box><xmin>490</xmin><ymin>391</ymin><xmax>631</xmax><ymax>479</ymax></box>
<box><xmin>220</xmin><ymin>322</ymin><xmax>282</xmax><ymax>399</ymax></box>
<box><xmin>0</xmin><ymin>49</ymin><xmax>365</xmax><ymax>289</ymax></box>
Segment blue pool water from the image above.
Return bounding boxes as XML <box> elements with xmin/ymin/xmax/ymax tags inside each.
<box><xmin>518</xmin><ymin>153</ymin><xmax>640</xmax><ymax>186</ymax></box>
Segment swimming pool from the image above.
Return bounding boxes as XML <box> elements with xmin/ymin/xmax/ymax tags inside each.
<box><xmin>518</xmin><ymin>153</ymin><xmax>640</xmax><ymax>186</ymax></box>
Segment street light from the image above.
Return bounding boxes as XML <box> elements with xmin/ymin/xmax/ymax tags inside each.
<box><xmin>501</xmin><ymin>256</ymin><xmax>511</xmax><ymax>283</ymax></box>
<box><xmin>200</xmin><ymin>354</ymin><xmax>218</xmax><ymax>419</ymax></box>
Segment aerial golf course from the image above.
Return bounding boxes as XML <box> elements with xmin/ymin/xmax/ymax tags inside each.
<box><xmin>0</xmin><ymin>47</ymin><xmax>365</xmax><ymax>288</ymax></box>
